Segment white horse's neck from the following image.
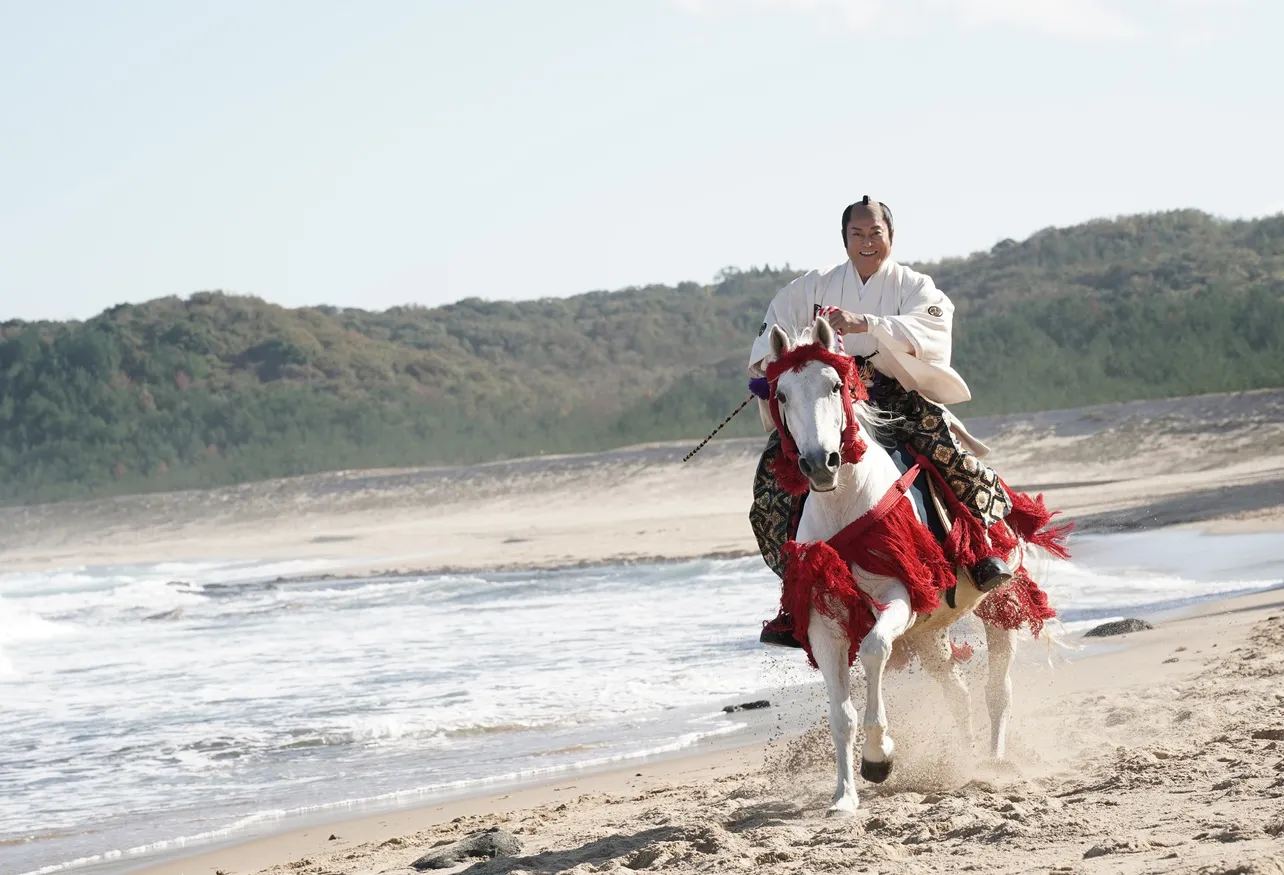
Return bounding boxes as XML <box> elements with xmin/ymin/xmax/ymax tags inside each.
<box><xmin>794</xmin><ymin>439</ymin><xmax>905</xmax><ymax>544</ymax></box>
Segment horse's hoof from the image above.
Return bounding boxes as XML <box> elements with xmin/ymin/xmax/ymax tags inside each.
<box><xmin>861</xmin><ymin>757</ymin><xmax>893</xmax><ymax>784</ymax></box>
<box><xmin>826</xmin><ymin>799</ymin><xmax>859</xmax><ymax>818</ymax></box>
<box><xmin>985</xmin><ymin>757</ymin><xmax>1020</xmax><ymax>778</ymax></box>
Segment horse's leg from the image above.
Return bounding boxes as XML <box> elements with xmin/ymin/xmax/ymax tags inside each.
<box><xmin>808</xmin><ymin>607</ymin><xmax>860</xmax><ymax>817</ymax></box>
<box><xmin>983</xmin><ymin>623</ymin><xmax>1017</xmax><ymax>761</ymax></box>
<box><xmin>917</xmin><ymin>627</ymin><xmax>974</xmax><ymax>745</ymax></box>
<box><xmin>858</xmin><ymin>580</ymin><xmax>912</xmax><ymax>784</ymax></box>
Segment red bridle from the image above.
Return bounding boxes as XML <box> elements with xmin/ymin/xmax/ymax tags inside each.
<box><xmin>764</xmin><ymin>342</ymin><xmax>868</xmax><ymax>495</ymax></box>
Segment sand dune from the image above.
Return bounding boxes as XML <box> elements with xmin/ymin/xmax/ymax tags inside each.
<box><xmin>3</xmin><ymin>389</ymin><xmax>1284</xmax><ymax>576</ymax></box>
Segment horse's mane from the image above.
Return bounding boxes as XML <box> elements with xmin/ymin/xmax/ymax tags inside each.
<box><xmin>851</xmin><ymin>400</ymin><xmax>901</xmax><ymax>448</ymax></box>
<box><xmin>775</xmin><ymin>326</ymin><xmax>904</xmax><ymax>449</ymax></box>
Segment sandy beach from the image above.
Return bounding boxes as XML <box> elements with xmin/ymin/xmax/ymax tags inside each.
<box><xmin>4</xmin><ymin>389</ymin><xmax>1284</xmax><ymax>875</ymax></box>
<box><xmin>3</xmin><ymin>390</ymin><xmax>1284</xmax><ymax>577</ymax></box>
<box><xmin>127</xmin><ymin>587</ymin><xmax>1284</xmax><ymax>875</ymax></box>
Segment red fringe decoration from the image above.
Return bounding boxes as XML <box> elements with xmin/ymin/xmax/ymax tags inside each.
<box><xmin>1001</xmin><ymin>480</ymin><xmax>1074</xmax><ymax>560</ymax></box>
<box><xmin>827</xmin><ymin>494</ymin><xmax>956</xmax><ymax>617</ymax></box>
<box><xmin>765</xmin><ymin>343</ymin><xmax>867</xmax><ymax>496</ymax></box>
<box><xmin>910</xmin><ymin>451</ymin><xmax>998</xmax><ymax>570</ymax></box>
<box><xmin>767</xmin><ymin>342</ymin><xmax>870</xmax><ymax>404</ymax></box>
<box><xmin>988</xmin><ymin>519</ymin><xmax>1020</xmax><ymax>558</ymax></box>
<box><xmin>781</xmin><ymin>540</ymin><xmax>885</xmax><ymax>668</ymax></box>
<box><xmin>974</xmin><ymin>567</ymin><xmax>1057</xmax><ymax>636</ymax></box>
<box><xmin>781</xmin><ymin>478</ymin><xmax>1073</xmax><ymax>661</ymax></box>
<box><xmin>769</xmin><ymin>445</ymin><xmax>814</xmax><ymax>496</ymax></box>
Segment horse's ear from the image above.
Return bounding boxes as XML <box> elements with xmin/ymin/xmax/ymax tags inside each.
<box><xmin>768</xmin><ymin>325</ymin><xmax>790</xmax><ymax>359</ymax></box>
<box><xmin>814</xmin><ymin>315</ymin><xmax>838</xmax><ymax>352</ymax></box>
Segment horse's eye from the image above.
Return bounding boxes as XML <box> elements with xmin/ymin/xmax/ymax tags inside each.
<box><xmin>831</xmin><ymin>383</ymin><xmax>841</xmax><ymax>394</ymax></box>
<box><xmin>776</xmin><ymin>393</ymin><xmax>787</xmax><ymax>405</ymax></box>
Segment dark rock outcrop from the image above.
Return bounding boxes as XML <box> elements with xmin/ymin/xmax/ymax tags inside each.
<box><xmin>1084</xmin><ymin>618</ymin><xmax>1154</xmax><ymax>638</ymax></box>
<box><xmin>411</xmin><ymin>828</ymin><xmax>522</xmax><ymax>870</ymax></box>
<box><xmin>723</xmin><ymin>700</ymin><xmax>771</xmax><ymax>713</ymax></box>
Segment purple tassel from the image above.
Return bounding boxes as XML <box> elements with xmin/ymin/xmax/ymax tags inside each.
<box><xmin>748</xmin><ymin>377</ymin><xmax>770</xmax><ymax>399</ymax></box>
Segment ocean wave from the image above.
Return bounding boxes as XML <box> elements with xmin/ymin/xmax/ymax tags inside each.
<box><xmin>0</xmin><ymin>596</ymin><xmax>76</xmax><ymax>675</ymax></box>
<box><xmin>9</xmin><ymin>533</ymin><xmax>1284</xmax><ymax>875</ymax></box>
<box><xmin>0</xmin><ymin>557</ymin><xmax>348</xmax><ymax>616</ymax></box>
<box><xmin>1039</xmin><ymin>564</ymin><xmax>1280</xmax><ymax>624</ymax></box>
<box><xmin>121</xmin><ymin>717</ymin><xmax>588</xmax><ymax>769</ymax></box>
<box><xmin>0</xmin><ymin>597</ymin><xmax>74</xmax><ymax>645</ymax></box>
<box><xmin>16</xmin><ymin>722</ymin><xmax>748</xmax><ymax>875</ymax></box>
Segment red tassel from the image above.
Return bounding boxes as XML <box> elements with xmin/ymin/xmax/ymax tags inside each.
<box><xmin>974</xmin><ymin>567</ymin><xmax>1057</xmax><ymax>636</ymax></box>
<box><xmin>988</xmin><ymin>519</ymin><xmax>1020</xmax><ymax>557</ymax></box>
<box><xmin>911</xmin><ymin>451</ymin><xmax>999</xmax><ymax>569</ymax></box>
<box><xmin>1001</xmin><ymin>480</ymin><xmax>1073</xmax><ymax>560</ymax></box>
<box><xmin>827</xmin><ymin>496</ymin><xmax>956</xmax><ymax>616</ymax></box>
<box><xmin>769</xmin><ymin>448</ymin><xmax>812</xmax><ymax>496</ymax></box>
<box><xmin>781</xmin><ymin>540</ymin><xmax>884</xmax><ymax>668</ymax></box>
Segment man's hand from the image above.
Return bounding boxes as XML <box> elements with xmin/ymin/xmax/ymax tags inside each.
<box><xmin>824</xmin><ymin>309</ymin><xmax>869</xmax><ymax>335</ymax></box>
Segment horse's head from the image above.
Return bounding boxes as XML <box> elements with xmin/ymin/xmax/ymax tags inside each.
<box><xmin>765</xmin><ymin>317</ymin><xmax>866</xmax><ymax>494</ymax></box>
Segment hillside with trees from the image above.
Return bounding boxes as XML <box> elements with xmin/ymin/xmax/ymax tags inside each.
<box><xmin>2</xmin><ymin>209</ymin><xmax>1281</xmax><ymax>504</ymax></box>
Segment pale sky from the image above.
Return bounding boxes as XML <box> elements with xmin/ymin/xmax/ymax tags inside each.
<box><xmin>1</xmin><ymin>0</ymin><xmax>1280</xmax><ymax>322</ymax></box>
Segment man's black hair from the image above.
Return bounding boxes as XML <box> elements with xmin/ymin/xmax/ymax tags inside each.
<box><xmin>841</xmin><ymin>195</ymin><xmax>894</xmax><ymax>240</ymax></box>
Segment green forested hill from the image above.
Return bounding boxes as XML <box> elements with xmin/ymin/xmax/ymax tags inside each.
<box><xmin>2</xmin><ymin>209</ymin><xmax>1282</xmax><ymax>503</ymax></box>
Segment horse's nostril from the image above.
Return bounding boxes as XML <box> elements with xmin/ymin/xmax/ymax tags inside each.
<box><xmin>827</xmin><ymin>452</ymin><xmax>840</xmax><ymax>469</ymax></box>
<box><xmin>798</xmin><ymin>457</ymin><xmax>814</xmax><ymax>475</ymax></box>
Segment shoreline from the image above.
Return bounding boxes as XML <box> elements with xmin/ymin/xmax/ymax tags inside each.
<box><xmin>169</xmin><ymin>506</ymin><xmax>1284</xmax><ymax>588</ymax></box>
<box><xmin>4</xmin><ymin>435</ymin><xmax>1282</xmax><ymax>583</ymax></box>
<box><xmin>9</xmin><ymin>529</ymin><xmax>1284</xmax><ymax>875</ymax></box>
<box><xmin>277</xmin><ymin>505</ymin><xmax>1284</xmax><ymax>585</ymax></box>
<box><xmin>7</xmin><ymin>506</ymin><xmax>1283</xmax><ymax>588</ymax></box>
<box><xmin>114</xmin><ymin>582</ymin><xmax>1284</xmax><ymax>875</ymax></box>
<box><xmin>6</xmin><ymin>387</ymin><xmax>1284</xmax><ymax>875</ymax></box>
<box><xmin>52</xmin><ymin>678</ymin><xmax>827</xmax><ymax>875</ymax></box>
<box><xmin>122</xmin><ymin>738</ymin><xmax>777</xmax><ymax>875</ymax></box>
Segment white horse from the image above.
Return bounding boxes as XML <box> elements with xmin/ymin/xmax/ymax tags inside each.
<box><xmin>766</xmin><ymin>316</ymin><xmax>1027</xmax><ymax>817</ymax></box>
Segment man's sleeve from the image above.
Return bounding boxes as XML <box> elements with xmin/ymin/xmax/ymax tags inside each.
<box><xmin>748</xmin><ymin>274</ymin><xmax>814</xmax><ymax>375</ymax></box>
<box><xmin>865</xmin><ymin>274</ymin><xmax>954</xmax><ymax>366</ymax></box>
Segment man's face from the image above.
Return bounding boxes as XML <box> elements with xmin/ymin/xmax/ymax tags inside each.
<box><xmin>844</xmin><ymin>207</ymin><xmax>892</xmax><ymax>278</ymax></box>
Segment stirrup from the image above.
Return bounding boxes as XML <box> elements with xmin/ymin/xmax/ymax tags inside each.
<box><xmin>971</xmin><ymin>556</ymin><xmax>1014</xmax><ymax>592</ymax></box>
<box><xmin>760</xmin><ymin>611</ymin><xmax>803</xmax><ymax>649</ymax></box>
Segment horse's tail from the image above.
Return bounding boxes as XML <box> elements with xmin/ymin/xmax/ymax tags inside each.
<box><xmin>1037</xmin><ymin>617</ymin><xmax>1082</xmax><ymax>667</ymax></box>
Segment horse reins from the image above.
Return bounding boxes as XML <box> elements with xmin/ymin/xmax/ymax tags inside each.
<box><xmin>682</xmin><ymin>393</ymin><xmax>755</xmax><ymax>463</ymax></box>
<box><xmin>682</xmin><ymin>307</ymin><xmax>853</xmax><ymax>463</ymax></box>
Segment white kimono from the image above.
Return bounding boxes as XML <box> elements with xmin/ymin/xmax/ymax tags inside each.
<box><xmin>749</xmin><ymin>258</ymin><xmax>990</xmax><ymax>455</ymax></box>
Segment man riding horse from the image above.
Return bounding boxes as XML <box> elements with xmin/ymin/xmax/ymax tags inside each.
<box><xmin>749</xmin><ymin>196</ymin><xmax>1014</xmax><ymax>648</ymax></box>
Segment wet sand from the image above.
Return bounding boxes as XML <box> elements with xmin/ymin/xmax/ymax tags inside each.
<box><xmin>130</xmin><ymin>586</ymin><xmax>1284</xmax><ymax>875</ymax></box>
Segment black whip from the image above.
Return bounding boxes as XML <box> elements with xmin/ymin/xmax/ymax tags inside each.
<box><xmin>683</xmin><ymin>393</ymin><xmax>755</xmax><ymax>462</ymax></box>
